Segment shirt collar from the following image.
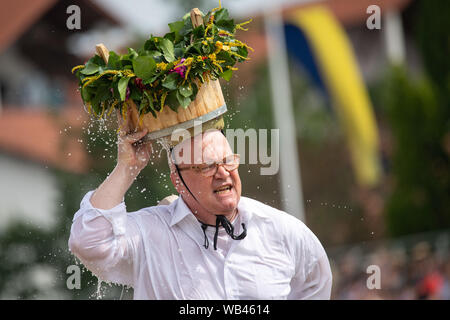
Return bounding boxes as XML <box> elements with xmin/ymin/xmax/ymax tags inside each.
<box><xmin>169</xmin><ymin>196</ymin><xmax>206</xmax><ymax>248</ymax></box>
<box><xmin>169</xmin><ymin>196</ymin><xmax>267</xmax><ymax>249</ymax></box>
<box><xmin>169</xmin><ymin>195</ymin><xmax>194</xmax><ymax>227</ymax></box>
<box><xmin>170</xmin><ymin>195</ymin><xmax>266</xmax><ymax>228</ymax></box>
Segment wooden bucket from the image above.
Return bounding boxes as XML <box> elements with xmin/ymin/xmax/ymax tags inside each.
<box><xmin>125</xmin><ymin>78</ymin><xmax>227</xmax><ymax>143</ymax></box>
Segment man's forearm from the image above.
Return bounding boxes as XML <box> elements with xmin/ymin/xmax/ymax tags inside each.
<box><xmin>90</xmin><ymin>164</ymin><xmax>139</xmax><ymax>210</ymax></box>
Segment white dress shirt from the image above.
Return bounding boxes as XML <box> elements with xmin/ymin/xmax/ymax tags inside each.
<box><xmin>68</xmin><ymin>191</ymin><xmax>332</xmax><ymax>299</ymax></box>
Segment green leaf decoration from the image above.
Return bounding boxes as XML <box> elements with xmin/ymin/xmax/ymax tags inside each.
<box><xmin>174</xmin><ymin>47</ymin><xmax>184</xmax><ymax>58</ymax></box>
<box><xmin>164</xmin><ymin>32</ymin><xmax>176</xmax><ymax>42</ymax></box>
<box><xmin>176</xmin><ymin>90</ymin><xmax>191</xmax><ymax>108</ymax></box>
<box><xmin>81</xmin><ymin>87</ymin><xmax>92</xmax><ymax>101</ymax></box>
<box><xmin>107</xmin><ymin>51</ymin><xmax>120</xmax><ymax>69</ymax></box>
<box><xmin>216</xmin><ymin>19</ymin><xmax>235</xmax><ymax>33</ymax></box>
<box><xmin>91</xmin><ymin>55</ymin><xmax>106</xmax><ymax>66</ymax></box>
<box><xmin>216</xmin><ymin>51</ymin><xmax>235</xmax><ymax>66</ymax></box>
<box><xmin>93</xmin><ymin>83</ymin><xmax>111</xmax><ymax>105</ymax></box>
<box><xmin>158</xmin><ymin>38</ymin><xmax>175</xmax><ymax>62</ymax></box>
<box><xmin>192</xmin><ymin>25</ymin><xmax>205</xmax><ymax>39</ymax></box>
<box><xmin>236</xmin><ymin>46</ymin><xmax>248</xmax><ymax>59</ymax></box>
<box><xmin>128</xmin><ymin>48</ymin><xmax>138</xmax><ymax>58</ymax></box>
<box><xmin>169</xmin><ymin>20</ymin><xmax>184</xmax><ymax>42</ymax></box>
<box><xmin>72</xmin><ymin>5</ymin><xmax>253</xmax><ymax>119</ymax></box>
<box><xmin>118</xmin><ymin>77</ymin><xmax>130</xmax><ymax>101</ymax></box>
<box><xmin>191</xmin><ymin>82</ymin><xmax>199</xmax><ymax>97</ymax></box>
<box><xmin>143</xmin><ymin>73</ymin><xmax>161</xmax><ymax>85</ymax></box>
<box><xmin>146</xmin><ymin>92</ymin><xmax>154</xmax><ymax>110</ymax></box>
<box><xmin>147</xmin><ymin>50</ymin><xmax>163</xmax><ymax>58</ymax></box>
<box><xmin>179</xmin><ymin>83</ymin><xmax>193</xmax><ymax>97</ymax></box>
<box><xmin>220</xmin><ymin>69</ymin><xmax>233</xmax><ymax>81</ymax></box>
<box><xmin>179</xmin><ymin>17</ymin><xmax>193</xmax><ymax>37</ymax></box>
<box><xmin>144</xmin><ymin>37</ymin><xmax>157</xmax><ymax>51</ymax></box>
<box><xmin>162</xmin><ymin>72</ymin><xmax>180</xmax><ymax>90</ymax></box>
<box><xmin>169</xmin><ymin>20</ymin><xmax>184</xmax><ymax>34</ymax></box>
<box><xmin>129</xmin><ymin>86</ymin><xmax>141</xmax><ymax>100</ymax></box>
<box><xmin>166</xmin><ymin>91</ymin><xmax>179</xmax><ymax>112</ymax></box>
<box><xmin>214</xmin><ymin>8</ymin><xmax>229</xmax><ymax>22</ymax></box>
<box><xmin>132</xmin><ymin>56</ymin><xmax>156</xmax><ymax>81</ymax></box>
<box><xmin>80</xmin><ymin>60</ymin><xmax>99</xmax><ymax>75</ymax></box>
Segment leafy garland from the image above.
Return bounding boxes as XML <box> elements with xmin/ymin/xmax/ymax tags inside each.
<box><xmin>71</xmin><ymin>4</ymin><xmax>252</xmax><ymax>122</ymax></box>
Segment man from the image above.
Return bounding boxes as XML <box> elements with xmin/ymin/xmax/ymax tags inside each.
<box><xmin>69</xmin><ymin>118</ymin><xmax>332</xmax><ymax>299</ymax></box>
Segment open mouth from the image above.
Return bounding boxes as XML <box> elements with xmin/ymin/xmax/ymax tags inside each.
<box><xmin>213</xmin><ymin>184</ymin><xmax>233</xmax><ymax>194</ymax></box>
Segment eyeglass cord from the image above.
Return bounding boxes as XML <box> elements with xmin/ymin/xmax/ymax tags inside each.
<box><xmin>200</xmin><ymin>216</ymin><xmax>247</xmax><ymax>250</ymax></box>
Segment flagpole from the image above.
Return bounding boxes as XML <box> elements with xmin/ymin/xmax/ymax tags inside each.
<box><xmin>264</xmin><ymin>8</ymin><xmax>306</xmax><ymax>222</ymax></box>
<box><xmin>383</xmin><ymin>9</ymin><xmax>405</xmax><ymax>65</ymax></box>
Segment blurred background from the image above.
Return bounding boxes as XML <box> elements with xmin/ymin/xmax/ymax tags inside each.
<box><xmin>0</xmin><ymin>0</ymin><xmax>448</xmax><ymax>299</ymax></box>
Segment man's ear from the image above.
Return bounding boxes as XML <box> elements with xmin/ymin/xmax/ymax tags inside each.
<box><xmin>168</xmin><ymin>149</ymin><xmax>193</xmax><ymax>200</ymax></box>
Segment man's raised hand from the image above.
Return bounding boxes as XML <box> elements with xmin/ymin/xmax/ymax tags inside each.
<box><xmin>116</xmin><ymin>108</ymin><xmax>152</xmax><ymax>177</ymax></box>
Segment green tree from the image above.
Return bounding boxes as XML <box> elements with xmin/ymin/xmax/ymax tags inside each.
<box><xmin>382</xmin><ymin>67</ymin><xmax>450</xmax><ymax>236</ymax></box>
<box><xmin>381</xmin><ymin>0</ymin><xmax>450</xmax><ymax>236</ymax></box>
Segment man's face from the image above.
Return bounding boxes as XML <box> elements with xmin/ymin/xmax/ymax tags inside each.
<box><xmin>171</xmin><ymin>130</ymin><xmax>242</xmax><ymax>216</ymax></box>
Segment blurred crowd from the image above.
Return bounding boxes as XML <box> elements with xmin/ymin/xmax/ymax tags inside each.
<box><xmin>329</xmin><ymin>232</ymin><xmax>450</xmax><ymax>299</ymax></box>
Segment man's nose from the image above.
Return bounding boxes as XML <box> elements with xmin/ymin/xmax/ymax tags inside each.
<box><xmin>214</xmin><ymin>164</ymin><xmax>230</xmax><ymax>178</ymax></box>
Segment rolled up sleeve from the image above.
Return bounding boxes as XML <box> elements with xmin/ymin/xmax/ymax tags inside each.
<box><xmin>287</xmin><ymin>221</ymin><xmax>333</xmax><ymax>300</ymax></box>
<box><xmin>68</xmin><ymin>191</ymin><xmax>141</xmax><ymax>286</ymax></box>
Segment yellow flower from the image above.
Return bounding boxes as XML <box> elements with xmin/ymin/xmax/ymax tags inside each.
<box><xmin>160</xmin><ymin>91</ymin><xmax>168</xmax><ymax>112</ymax></box>
<box><xmin>82</xmin><ymin>70</ymin><xmax>132</xmax><ymax>89</ymax></box>
<box><xmin>107</xmin><ymin>100</ymin><xmax>119</xmax><ymax>117</ymax></box>
<box><xmin>236</xmin><ymin>19</ymin><xmax>253</xmax><ymax>31</ymax></box>
<box><xmin>157</xmin><ymin>62</ymin><xmax>168</xmax><ymax>71</ymax></box>
<box><xmin>218</xmin><ymin>30</ymin><xmax>233</xmax><ymax>37</ymax></box>
<box><xmin>71</xmin><ymin>65</ymin><xmax>85</xmax><ymax>73</ymax></box>
<box><xmin>215</xmin><ymin>41</ymin><xmax>223</xmax><ymax>52</ymax></box>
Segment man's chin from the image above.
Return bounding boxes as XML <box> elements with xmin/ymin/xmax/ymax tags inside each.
<box><xmin>211</xmin><ymin>197</ymin><xmax>238</xmax><ymax>215</ymax></box>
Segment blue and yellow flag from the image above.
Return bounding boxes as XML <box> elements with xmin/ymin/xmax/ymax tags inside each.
<box><xmin>285</xmin><ymin>6</ymin><xmax>381</xmax><ymax>186</ymax></box>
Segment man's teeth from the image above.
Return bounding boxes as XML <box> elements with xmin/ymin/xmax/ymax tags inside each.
<box><xmin>214</xmin><ymin>186</ymin><xmax>232</xmax><ymax>194</ymax></box>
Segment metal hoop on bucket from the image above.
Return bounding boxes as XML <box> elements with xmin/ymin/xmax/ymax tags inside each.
<box><xmin>143</xmin><ymin>104</ymin><xmax>227</xmax><ymax>142</ymax></box>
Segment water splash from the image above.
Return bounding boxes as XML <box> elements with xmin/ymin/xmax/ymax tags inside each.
<box><xmin>155</xmin><ymin>137</ymin><xmax>173</xmax><ymax>162</ymax></box>
<box><xmin>95</xmin><ymin>279</ymin><xmax>103</xmax><ymax>300</ymax></box>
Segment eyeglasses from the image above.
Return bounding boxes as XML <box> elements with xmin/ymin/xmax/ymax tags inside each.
<box><xmin>177</xmin><ymin>154</ymin><xmax>240</xmax><ymax>177</ymax></box>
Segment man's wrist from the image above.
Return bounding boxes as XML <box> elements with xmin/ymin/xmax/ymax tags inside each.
<box><xmin>115</xmin><ymin>162</ymin><xmax>141</xmax><ymax>178</ymax></box>
<box><xmin>113</xmin><ymin>163</ymin><xmax>140</xmax><ymax>190</ymax></box>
